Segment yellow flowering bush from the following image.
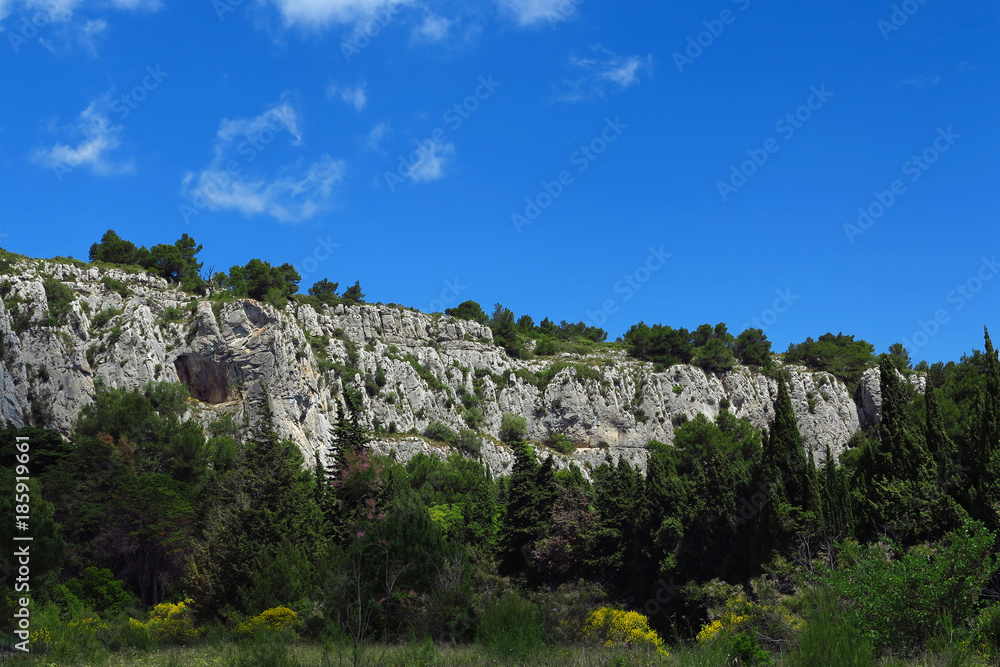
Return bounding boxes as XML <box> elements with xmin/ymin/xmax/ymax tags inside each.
<box><xmin>130</xmin><ymin>598</ymin><xmax>201</xmax><ymax>645</ymax></box>
<box><xmin>695</xmin><ymin>591</ymin><xmax>803</xmax><ymax>648</ymax></box>
<box><xmin>237</xmin><ymin>606</ymin><xmax>300</xmax><ymax>638</ymax></box>
<box><xmin>29</xmin><ymin>627</ymin><xmax>52</xmax><ymax>649</ymax></box>
<box><xmin>581</xmin><ymin>607</ymin><xmax>669</xmax><ymax>656</ymax></box>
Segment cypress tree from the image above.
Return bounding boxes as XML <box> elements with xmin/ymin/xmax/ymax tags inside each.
<box><xmin>925</xmin><ymin>386</ymin><xmax>958</xmax><ymax>492</ymax></box>
<box><xmin>969</xmin><ymin>328</ymin><xmax>1000</xmax><ymax>526</ymax></box>
<box><xmin>499</xmin><ymin>442</ymin><xmax>543</xmax><ymax>575</ymax></box>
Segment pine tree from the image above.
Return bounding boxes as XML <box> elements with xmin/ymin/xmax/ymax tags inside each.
<box><xmin>499</xmin><ymin>442</ymin><xmax>555</xmax><ymax>576</ymax></box>
<box><xmin>217</xmin><ymin>391</ymin><xmax>322</xmax><ymax>611</ymax></box>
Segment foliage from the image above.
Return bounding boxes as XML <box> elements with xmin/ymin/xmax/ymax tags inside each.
<box><xmin>64</xmin><ymin>567</ymin><xmax>135</xmax><ymax>616</ymax></box>
<box><xmin>341</xmin><ymin>280</ymin><xmax>365</xmax><ymax>304</ymax></box>
<box><xmin>425</xmin><ymin>421</ymin><xmax>459</xmax><ymax>446</ymax></box>
<box><xmin>131</xmin><ymin>599</ymin><xmax>201</xmax><ymax>645</ymax></box>
<box><xmin>445</xmin><ymin>300</ymin><xmax>488</xmax><ymax>323</ymax></box>
<box><xmin>784</xmin><ymin>332</ymin><xmax>876</xmax><ymax>387</ymax></box>
<box><xmin>90</xmin><ymin>229</ymin><xmax>148</xmax><ymax>265</ymax></box>
<box><xmin>41</xmin><ymin>277</ymin><xmax>76</xmax><ymax>326</ymax></box>
<box><xmin>236</xmin><ymin>606</ymin><xmax>301</xmax><ymax>638</ymax></box>
<box><xmin>822</xmin><ymin>520</ymin><xmax>997</xmax><ymax>654</ymax></box>
<box><xmin>735</xmin><ymin>328</ymin><xmax>773</xmax><ymax>369</ymax></box>
<box><xmin>307</xmin><ymin>278</ymin><xmax>340</xmax><ymax>306</ymax></box>
<box><xmin>500</xmin><ymin>413</ymin><xmax>527</xmax><ymax>443</ymax></box>
<box><xmin>476</xmin><ymin>593</ymin><xmax>543</xmax><ymax>658</ymax></box>
<box><xmin>224</xmin><ymin>259</ymin><xmax>301</xmax><ymax>309</ymax></box>
<box><xmin>581</xmin><ymin>607</ymin><xmax>668</xmax><ymax>655</ymax></box>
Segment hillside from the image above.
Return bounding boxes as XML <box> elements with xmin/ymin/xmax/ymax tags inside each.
<box><xmin>0</xmin><ymin>254</ymin><xmax>888</xmax><ymax>474</ymax></box>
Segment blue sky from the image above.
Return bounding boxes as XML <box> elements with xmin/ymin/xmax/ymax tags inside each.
<box><xmin>0</xmin><ymin>0</ymin><xmax>997</xmax><ymax>365</ymax></box>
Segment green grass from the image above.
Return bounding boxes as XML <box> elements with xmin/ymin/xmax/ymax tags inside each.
<box><xmin>8</xmin><ymin>634</ymin><xmax>994</xmax><ymax>667</ymax></box>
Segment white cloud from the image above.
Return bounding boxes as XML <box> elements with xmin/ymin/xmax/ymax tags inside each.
<box><xmin>30</xmin><ymin>96</ymin><xmax>133</xmax><ymax>176</ymax></box>
<box><xmin>366</xmin><ymin>121</ymin><xmax>391</xmax><ymax>150</ymax></box>
<box><xmin>327</xmin><ymin>83</ymin><xmax>368</xmax><ymax>111</ymax></box>
<box><xmin>558</xmin><ymin>46</ymin><xmax>655</xmax><ymax>102</ymax></box>
<box><xmin>77</xmin><ymin>18</ymin><xmax>107</xmax><ymax>55</ymax></box>
<box><xmin>407</xmin><ymin>139</ymin><xmax>454</xmax><ymax>183</ymax></box>
<box><xmin>183</xmin><ymin>101</ymin><xmax>345</xmax><ymax>223</ymax></box>
<box><xmin>413</xmin><ymin>13</ymin><xmax>451</xmax><ymax>41</ymax></box>
<box><xmin>267</xmin><ymin>0</ymin><xmax>413</xmax><ymax>27</ymax></box>
<box><xmin>107</xmin><ymin>0</ymin><xmax>161</xmax><ymax>9</ymax></box>
<box><xmin>494</xmin><ymin>0</ymin><xmax>578</xmax><ymax>27</ymax></box>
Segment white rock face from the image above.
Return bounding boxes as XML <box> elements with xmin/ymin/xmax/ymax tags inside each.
<box><xmin>0</xmin><ymin>258</ymin><xmax>865</xmax><ymax>475</ymax></box>
<box><xmin>858</xmin><ymin>366</ymin><xmax>927</xmax><ymax>429</ymax></box>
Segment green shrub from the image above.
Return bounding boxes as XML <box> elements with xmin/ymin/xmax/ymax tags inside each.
<box><xmin>970</xmin><ymin>603</ymin><xmax>1000</xmax><ymax>661</ymax></box>
<box><xmin>456</xmin><ymin>429</ymin><xmax>482</xmax><ymax>457</ymax></box>
<box><xmin>42</xmin><ymin>277</ymin><xmax>75</xmax><ymax>326</ymax></box>
<box><xmin>730</xmin><ymin>630</ymin><xmax>774</xmax><ymax>666</ymax></box>
<box><xmin>64</xmin><ymin>567</ymin><xmax>135</xmax><ymax>617</ymax></box>
<box><xmin>534</xmin><ymin>337</ymin><xmax>558</xmax><ymax>356</ymax></box>
<box><xmin>405</xmin><ymin>354</ymin><xmax>446</xmax><ymax>391</ymax></box>
<box><xmin>545</xmin><ymin>433</ymin><xmax>576</xmax><ymax>454</ymax></box>
<box><xmin>476</xmin><ymin>593</ymin><xmax>543</xmax><ymax>658</ymax></box>
<box><xmin>90</xmin><ymin>307</ymin><xmax>121</xmax><ymax>329</ymax></box>
<box><xmin>463</xmin><ymin>406</ymin><xmax>485</xmax><ymax>430</ymax></box>
<box><xmin>101</xmin><ymin>276</ymin><xmax>132</xmax><ymax>298</ymax></box>
<box><xmin>425</xmin><ymin>421</ymin><xmax>458</xmax><ymax>446</ymax></box>
<box><xmin>822</xmin><ymin>520</ymin><xmax>997</xmax><ymax>654</ymax></box>
<box><xmin>157</xmin><ymin>305</ymin><xmax>187</xmax><ymax>324</ymax></box>
<box><xmin>499</xmin><ymin>413</ymin><xmax>527</xmax><ymax>443</ymax></box>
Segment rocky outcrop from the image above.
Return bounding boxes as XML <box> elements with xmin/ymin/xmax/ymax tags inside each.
<box><xmin>0</xmin><ymin>257</ymin><xmax>865</xmax><ymax>475</ymax></box>
<box><xmin>858</xmin><ymin>366</ymin><xmax>927</xmax><ymax>429</ymax></box>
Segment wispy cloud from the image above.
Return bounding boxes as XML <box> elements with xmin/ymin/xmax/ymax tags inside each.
<box><xmin>407</xmin><ymin>138</ymin><xmax>454</xmax><ymax>183</ymax></box>
<box><xmin>30</xmin><ymin>96</ymin><xmax>134</xmax><ymax>176</ymax></box>
<box><xmin>366</xmin><ymin>121</ymin><xmax>391</xmax><ymax>150</ymax></box>
<box><xmin>182</xmin><ymin>100</ymin><xmax>344</xmax><ymax>223</ymax></box>
<box><xmin>267</xmin><ymin>0</ymin><xmax>413</xmax><ymax>27</ymax></box>
<box><xmin>494</xmin><ymin>0</ymin><xmax>578</xmax><ymax>27</ymax></box>
<box><xmin>327</xmin><ymin>82</ymin><xmax>368</xmax><ymax>111</ymax></box>
<box><xmin>557</xmin><ymin>46</ymin><xmax>655</xmax><ymax>102</ymax></box>
<box><xmin>412</xmin><ymin>13</ymin><xmax>451</xmax><ymax>41</ymax></box>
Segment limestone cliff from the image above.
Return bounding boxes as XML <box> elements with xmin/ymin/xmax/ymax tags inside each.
<box><xmin>1</xmin><ymin>258</ymin><xmax>871</xmax><ymax>475</ymax></box>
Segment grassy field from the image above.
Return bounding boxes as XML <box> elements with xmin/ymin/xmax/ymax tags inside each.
<box><xmin>2</xmin><ymin>637</ymin><xmax>993</xmax><ymax>667</ymax></box>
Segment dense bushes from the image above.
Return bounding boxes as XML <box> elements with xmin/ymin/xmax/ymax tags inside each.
<box><xmin>784</xmin><ymin>332</ymin><xmax>876</xmax><ymax>387</ymax></box>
